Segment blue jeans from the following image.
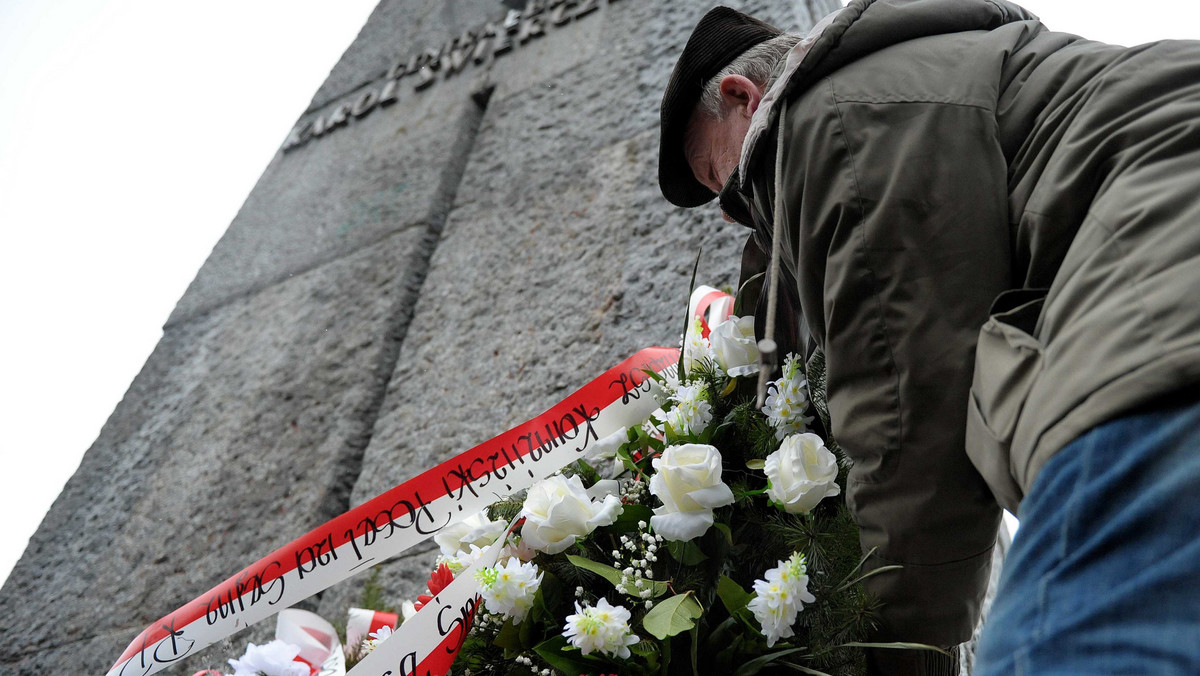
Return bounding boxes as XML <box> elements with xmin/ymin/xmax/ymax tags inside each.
<box><xmin>976</xmin><ymin>396</ymin><xmax>1200</xmax><ymax>675</ymax></box>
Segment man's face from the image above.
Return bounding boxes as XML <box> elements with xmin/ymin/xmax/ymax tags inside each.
<box><xmin>684</xmin><ymin>108</ymin><xmax>751</xmax><ymax>195</ymax></box>
<box><xmin>682</xmin><ymin>74</ymin><xmax>762</xmax><ymax>196</ymax></box>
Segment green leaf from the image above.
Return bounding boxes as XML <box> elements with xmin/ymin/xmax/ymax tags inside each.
<box><xmin>679</xmin><ymin>248</ymin><xmax>703</xmax><ymax>381</ymax></box>
<box><xmin>643</xmin><ymin>592</ymin><xmax>703</xmax><ymax>640</ymax></box>
<box><xmin>566</xmin><ymin>554</ymin><xmax>622</xmax><ymax>585</ymax></box>
<box><xmin>572</xmin><ymin>458</ymin><xmax>601</xmax><ymax>485</ymax></box>
<box><xmin>610</xmin><ymin>504</ymin><xmax>654</xmax><ymax>533</ymax></box>
<box><xmin>616</xmin><ymin>445</ymin><xmax>641</xmax><ymax>475</ymax></box>
<box><xmin>834</xmin><ymin>546</ymin><xmax>877</xmax><ymax>591</ymax></box>
<box><xmin>713</xmin><ymin>522</ymin><xmax>733</xmax><ymax>546</ymax></box>
<box><xmin>836</xmin><ymin>565</ymin><xmax>904</xmax><ymax>593</ymax></box>
<box><xmin>838</xmin><ymin>641</ymin><xmax>952</xmax><ymax>656</ymax></box>
<box><xmin>641</xmin><ymin>367</ymin><xmax>667</xmax><ymax>385</ymax></box>
<box><xmin>734</xmin><ymin>271</ymin><xmax>765</xmax><ymax>317</ymax></box>
<box><xmin>733</xmin><ymin>647</ymin><xmax>809</xmax><ymax>676</ymax></box>
<box><xmin>716</xmin><ymin>575</ymin><xmax>752</xmax><ymax>615</ymax></box>
<box><xmin>709</xmin><ymin>616</ymin><xmax>741</xmax><ymax>656</ymax></box>
<box><xmin>734</xmin><ymin>486</ymin><xmax>768</xmax><ymax>501</ymax></box>
<box><xmin>519</xmin><ymin>612</ymin><xmax>534</xmax><ymax>648</ymax></box>
<box><xmin>533</xmin><ymin>635</ymin><xmax>613</xmax><ymax>674</ymax></box>
<box><xmin>537</xmin><ymin>571</ymin><xmax>562</xmax><ymax>616</ymax></box>
<box><xmin>667</xmin><ymin>540</ymin><xmax>708</xmax><ymax>565</ymax></box>
<box><xmin>714</xmin><ymin>634</ymin><xmax>744</xmax><ymax>674</ymax></box>
<box><xmin>690</xmin><ymin>623</ymin><xmax>700</xmax><ymax>676</ymax></box>
<box><xmin>778</xmin><ymin>662</ymin><xmax>832</xmax><ymax>676</ymax></box>
<box><xmin>629</xmin><ymin>639</ymin><xmax>659</xmax><ymax>658</ymax></box>
<box><xmin>745</xmin><ymin>459</ymin><xmax>765</xmax><ymax>470</ymax></box>
<box><xmin>492</xmin><ymin>618</ymin><xmax>522</xmax><ymax>654</ymax></box>
<box><xmin>565</xmin><ymin>554</ymin><xmax>669</xmax><ymax>598</ymax></box>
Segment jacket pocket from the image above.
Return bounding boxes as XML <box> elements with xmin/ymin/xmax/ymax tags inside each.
<box><xmin>965</xmin><ymin>289</ymin><xmax>1048</xmax><ymax>514</ymax></box>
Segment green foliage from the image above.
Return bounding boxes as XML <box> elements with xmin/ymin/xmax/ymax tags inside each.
<box><xmin>719</xmin><ymin>399</ymin><xmax>781</xmax><ymax>462</ymax></box>
<box><xmin>716</xmin><ymin>575</ymin><xmax>752</xmax><ymax>615</ymax></box>
<box><xmin>487</xmin><ymin>498</ymin><xmax>523</xmax><ymax>524</ymax></box>
<box><xmin>642</xmin><ymin>593</ymin><xmax>703</xmax><ymax>640</ymax></box>
<box><xmin>678</xmin><ymin>248</ymin><xmax>703</xmax><ymax>380</ymax></box>
<box><xmin>359</xmin><ymin>566</ymin><xmax>395</xmax><ymax>615</ymax></box>
<box><xmin>534</xmin><ymin>635</ymin><xmax>617</xmax><ymax>675</ymax></box>
<box><xmin>566</xmin><ymin>554</ymin><xmax>669</xmax><ymax>598</ymax></box>
<box><xmin>560</xmin><ymin>458</ymin><xmax>602</xmax><ymax>487</ymax></box>
<box><xmin>341</xmin><ymin>568</ymin><xmax>394</xmax><ymax>671</ymax></box>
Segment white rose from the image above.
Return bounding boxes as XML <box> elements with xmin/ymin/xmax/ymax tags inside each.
<box><xmin>520</xmin><ymin>475</ymin><xmax>622</xmax><ymax>554</ymax></box>
<box><xmin>648</xmin><ymin>444</ymin><xmax>735</xmax><ymax>541</ymax></box>
<box><xmin>433</xmin><ymin>510</ymin><xmax>506</xmax><ymax>556</ymax></box>
<box><xmin>709</xmin><ymin>315</ymin><xmax>760</xmax><ymax>377</ymax></box>
<box><xmin>764</xmin><ymin>433</ymin><xmax>841</xmax><ymax>514</ymax></box>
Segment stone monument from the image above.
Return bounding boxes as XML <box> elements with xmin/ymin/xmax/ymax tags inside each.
<box><xmin>0</xmin><ymin>1</ymin><xmax>840</xmax><ymax>673</ymax></box>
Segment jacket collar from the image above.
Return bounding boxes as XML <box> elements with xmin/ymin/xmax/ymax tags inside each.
<box><xmin>737</xmin><ymin>7</ymin><xmax>844</xmax><ymax>190</ymax></box>
<box><xmin>736</xmin><ymin>0</ymin><xmax>1038</xmax><ymax>189</ymax></box>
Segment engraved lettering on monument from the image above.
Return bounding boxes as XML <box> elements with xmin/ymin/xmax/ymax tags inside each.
<box><xmin>282</xmin><ymin>0</ymin><xmax>622</xmax><ymax>152</ymax></box>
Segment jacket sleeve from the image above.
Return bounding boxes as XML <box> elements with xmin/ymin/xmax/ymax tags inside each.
<box><xmin>772</xmin><ymin>79</ymin><xmax>1007</xmax><ymax>645</ymax></box>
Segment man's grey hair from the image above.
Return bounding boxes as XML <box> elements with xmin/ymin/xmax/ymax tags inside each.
<box><xmin>697</xmin><ymin>33</ymin><xmax>802</xmax><ymax>120</ymax></box>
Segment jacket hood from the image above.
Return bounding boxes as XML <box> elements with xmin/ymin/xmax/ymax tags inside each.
<box><xmin>738</xmin><ymin>0</ymin><xmax>1038</xmax><ymax>188</ymax></box>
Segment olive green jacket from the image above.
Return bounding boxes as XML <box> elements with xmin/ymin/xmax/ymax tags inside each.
<box><xmin>730</xmin><ymin>0</ymin><xmax>1200</xmax><ymax>646</ymax></box>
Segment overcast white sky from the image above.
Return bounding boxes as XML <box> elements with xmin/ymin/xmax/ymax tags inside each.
<box><xmin>0</xmin><ymin>0</ymin><xmax>1197</xmax><ymax>592</ymax></box>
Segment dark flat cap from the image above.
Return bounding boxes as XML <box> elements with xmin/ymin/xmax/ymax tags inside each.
<box><xmin>659</xmin><ymin>6</ymin><xmax>782</xmax><ymax>208</ymax></box>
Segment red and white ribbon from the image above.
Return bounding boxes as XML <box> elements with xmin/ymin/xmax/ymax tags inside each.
<box><xmin>109</xmin><ymin>347</ymin><xmax>679</xmax><ymax>676</ymax></box>
<box><xmin>276</xmin><ymin>609</ymin><xmax>346</xmax><ymax>676</ymax></box>
<box><xmin>346</xmin><ymin>533</ymin><xmax>508</xmax><ymax>676</ymax></box>
<box><xmin>689</xmin><ymin>285</ymin><xmax>734</xmax><ymax>339</ymax></box>
<box><xmin>345</xmin><ymin>608</ymin><xmax>399</xmax><ymax>650</ymax></box>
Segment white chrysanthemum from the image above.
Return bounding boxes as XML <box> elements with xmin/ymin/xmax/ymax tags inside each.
<box><xmin>664</xmin><ymin>383</ymin><xmax>713</xmax><ymax>438</ymax></box>
<box><xmin>747</xmin><ymin>553</ymin><xmax>817</xmax><ymax>647</ymax></box>
<box><xmin>360</xmin><ymin>625</ymin><xmax>393</xmax><ymax>656</ymax></box>
<box><xmin>763</xmin><ymin>354</ymin><xmax>813</xmax><ymax>440</ymax></box>
<box><xmin>227</xmin><ymin>640</ymin><xmax>309</xmax><ymax>676</ymax></box>
<box><xmin>475</xmin><ymin>558</ymin><xmax>544</xmax><ymax>623</ymax></box>
<box><xmin>433</xmin><ymin>510</ymin><xmax>506</xmax><ymax>557</ymax></box>
<box><xmin>562</xmin><ymin>598</ymin><xmax>640</xmax><ymax>659</ymax></box>
<box><xmin>682</xmin><ymin>316</ymin><xmax>716</xmax><ymax>375</ymax></box>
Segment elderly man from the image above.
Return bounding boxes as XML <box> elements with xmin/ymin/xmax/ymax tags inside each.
<box><xmin>659</xmin><ymin>1</ymin><xmax>1200</xmax><ymax>674</ymax></box>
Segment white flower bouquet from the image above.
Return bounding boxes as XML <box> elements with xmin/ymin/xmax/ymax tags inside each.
<box><xmin>411</xmin><ymin>289</ymin><xmax>898</xmax><ymax>676</ymax></box>
<box><xmin>207</xmin><ymin>286</ymin><xmax>924</xmax><ymax>676</ymax></box>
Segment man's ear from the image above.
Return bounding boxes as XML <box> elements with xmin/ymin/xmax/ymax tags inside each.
<box><xmin>718</xmin><ymin>74</ymin><xmax>763</xmax><ymax>118</ymax></box>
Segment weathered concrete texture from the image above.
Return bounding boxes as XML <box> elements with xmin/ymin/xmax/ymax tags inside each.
<box><xmin>318</xmin><ymin>0</ymin><xmax>824</xmax><ymax>612</ymax></box>
<box><xmin>170</xmin><ymin>66</ymin><xmax>483</xmax><ymax>325</ymax></box>
<box><xmin>308</xmin><ymin>0</ymin><xmax>499</xmax><ymax>113</ymax></box>
<box><xmin>0</xmin><ymin>228</ymin><xmax>432</xmax><ymax>674</ymax></box>
<box><xmin>176</xmin><ymin>0</ymin><xmax>637</xmax><ymax>324</ymax></box>
<box><xmin>1</xmin><ymin>631</ymin><xmax>130</xmax><ymax>676</ymax></box>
